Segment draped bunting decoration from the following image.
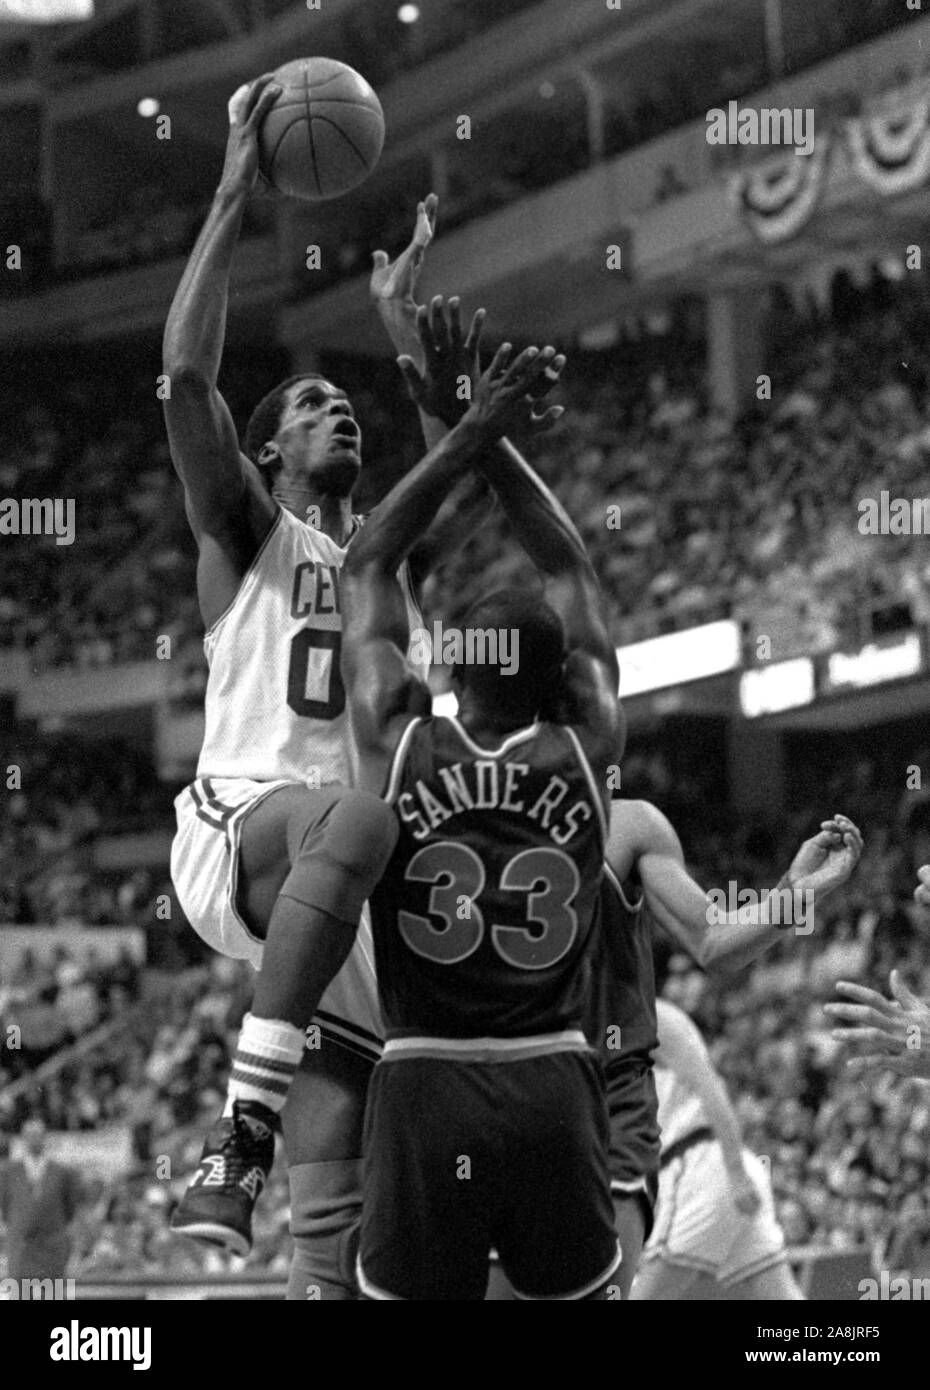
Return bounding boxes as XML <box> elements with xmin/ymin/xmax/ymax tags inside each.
<box><xmin>728</xmin><ymin>133</ymin><xmax>831</xmax><ymax>245</ymax></box>
<box><xmin>846</xmin><ymin>89</ymin><xmax>930</xmax><ymax>195</ymax></box>
<box><xmin>731</xmin><ymin>86</ymin><xmax>930</xmax><ymax>244</ymax></box>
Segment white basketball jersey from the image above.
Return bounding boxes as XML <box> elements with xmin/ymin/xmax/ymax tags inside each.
<box><xmin>197</xmin><ymin>507</ymin><xmax>424</xmax><ymax>784</ymax></box>
<box><xmin>654</xmin><ymin>1001</ymin><xmax>708</xmax><ymax>1152</ymax></box>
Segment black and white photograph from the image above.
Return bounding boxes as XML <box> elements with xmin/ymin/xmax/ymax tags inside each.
<box><xmin>0</xmin><ymin>0</ymin><xmax>928</xmax><ymax>1352</ymax></box>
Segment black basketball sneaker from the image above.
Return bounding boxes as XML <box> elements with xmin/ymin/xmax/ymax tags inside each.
<box><xmin>170</xmin><ymin>1099</ymin><xmax>278</xmax><ymax>1257</ymax></box>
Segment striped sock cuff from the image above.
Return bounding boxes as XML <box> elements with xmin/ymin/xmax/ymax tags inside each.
<box><xmin>225</xmin><ymin>1014</ymin><xmax>306</xmax><ymax>1115</ymax></box>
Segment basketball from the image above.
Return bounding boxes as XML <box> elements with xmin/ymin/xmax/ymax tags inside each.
<box><xmin>257</xmin><ymin>57</ymin><xmax>385</xmax><ymax>202</ymax></box>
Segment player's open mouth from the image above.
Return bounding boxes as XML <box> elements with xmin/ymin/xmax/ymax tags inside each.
<box><xmin>331</xmin><ymin>421</ymin><xmax>359</xmax><ymax>445</ymax></box>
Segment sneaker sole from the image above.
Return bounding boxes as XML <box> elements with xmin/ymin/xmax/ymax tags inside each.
<box><xmin>170</xmin><ymin>1218</ymin><xmax>251</xmax><ymax>1259</ymax></box>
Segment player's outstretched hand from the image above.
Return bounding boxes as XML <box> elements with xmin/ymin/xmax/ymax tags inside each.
<box><xmin>728</xmin><ymin>1165</ymin><xmax>762</xmax><ymax>1217</ymax></box>
<box><xmin>915</xmin><ymin>863</ymin><xmax>930</xmax><ymax>910</ymax></box>
<box><xmin>784</xmin><ymin>813</ymin><xmax>863</xmax><ymax>903</ymax></box>
<box><xmin>825</xmin><ymin>971</ymin><xmax>930</xmax><ymax>1081</ymax></box>
<box><xmin>452</xmin><ymin>340</ymin><xmax>566</xmax><ymax>443</ymax></box>
<box><xmin>396</xmin><ymin>295</ymin><xmax>487</xmax><ymax>426</ymax></box>
<box><xmin>371</xmin><ymin>194</ymin><xmax>437</xmax><ymax>320</ymax></box>
<box><xmin>221</xmin><ymin>75</ymin><xmax>282</xmax><ymax>197</ymax></box>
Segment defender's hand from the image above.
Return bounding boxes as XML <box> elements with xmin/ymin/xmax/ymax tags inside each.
<box><xmin>371</xmin><ymin>194</ymin><xmax>438</xmax><ymax>319</ymax></box>
<box><xmin>220</xmin><ymin>75</ymin><xmax>282</xmax><ymax>198</ymax></box>
<box><xmin>455</xmin><ymin>341</ymin><xmax>565</xmax><ymax>443</ymax></box>
<box><xmin>396</xmin><ymin>295</ymin><xmax>487</xmax><ymax>426</ymax></box>
<box><xmin>826</xmin><ymin>972</ymin><xmax>930</xmax><ymax>1081</ymax></box>
<box><xmin>915</xmin><ymin>864</ymin><xmax>930</xmax><ymax>910</ymax></box>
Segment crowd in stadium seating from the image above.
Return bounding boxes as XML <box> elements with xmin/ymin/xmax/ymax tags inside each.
<box><xmin>426</xmin><ymin>267</ymin><xmax>930</xmax><ymax>662</ymax></box>
<box><xmin>0</xmin><ymin>729</ymin><xmax>174</xmax><ymax>928</ymax></box>
<box><xmin>0</xmin><ymin>949</ymin><xmax>295</xmax><ymax>1279</ymax></box>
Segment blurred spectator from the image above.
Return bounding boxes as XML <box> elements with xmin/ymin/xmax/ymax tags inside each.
<box><xmin>0</xmin><ymin>1117</ymin><xmax>84</xmax><ymax>1283</ymax></box>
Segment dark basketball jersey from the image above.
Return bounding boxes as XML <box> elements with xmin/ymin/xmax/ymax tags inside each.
<box><xmin>583</xmin><ymin>862</ymin><xmax>661</xmax><ymax>1191</ymax></box>
<box><xmin>369</xmin><ymin>714</ymin><xmax>608</xmax><ymax>1040</ymax></box>
<box><xmin>584</xmin><ymin>863</ymin><xmax>659</xmax><ymax>1077</ymax></box>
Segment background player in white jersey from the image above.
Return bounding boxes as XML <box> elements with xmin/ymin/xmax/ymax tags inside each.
<box><xmin>161</xmin><ymin>76</ymin><xmax>482</xmax><ymax>1290</ymax></box>
<box><xmin>630</xmin><ymin>998</ymin><xmax>804</xmax><ymax>1300</ymax></box>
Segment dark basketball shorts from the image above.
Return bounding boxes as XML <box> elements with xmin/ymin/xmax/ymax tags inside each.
<box><xmin>356</xmin><ymin>1039</ymin><xmax>622</xmax><ymax>1300</ymax></box>
<box><xmin>604</xmin><ymin>1054</ymin><xmax>661</xmax><ymax>1238</ymax></box>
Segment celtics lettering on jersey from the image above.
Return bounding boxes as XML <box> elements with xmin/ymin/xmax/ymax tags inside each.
<box><xmin>196</xmin><ymin>508</ymin><xmax>423</xmax><ymax>786</ymax></box>
<box><xmin>370</xmin><ymin>715</ymin><xmax>608</xmax><ymax>1040</ymax></box>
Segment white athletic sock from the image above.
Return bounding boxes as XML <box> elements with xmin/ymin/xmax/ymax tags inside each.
<box><xmin>224</xmin><ymin>1013</ymin><xmax>306</xmax><ymax>1116</ymax></box>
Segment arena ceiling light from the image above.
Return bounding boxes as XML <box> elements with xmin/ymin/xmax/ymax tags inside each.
<box><xmin>397</xmin><ymin>4</ymin><xmax>420</xmax><ymax>23</ymax></box>
<box><xmin>740</xmin><ymin>659</ymin><xmax>815</xmax><ymax>719</ymax></box>
<box><xmin>617</xmin><ymin>620</ymin><xmax>741</xmax><ymax>699</ymax></box>
<box><xmin>137</xmin><ymin>97</ymin><xmax>160</xmax><ymax>118</ymax></box>
<box><xmin>0</xmin><ymin>0</ymin><xmax>93</xmax><ymax>18</ymax></box>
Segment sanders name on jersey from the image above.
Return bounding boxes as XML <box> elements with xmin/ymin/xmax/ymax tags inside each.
<box><xmin>399</xmin><ymin>757</ymin><xmax>595</xmax><ymax>847</ymax></box>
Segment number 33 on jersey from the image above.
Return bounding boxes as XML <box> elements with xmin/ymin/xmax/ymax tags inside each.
<box><xmin>369</xmin><ymin>714</ymin><xmax>608</xmax><ymax>1041</ymax></box>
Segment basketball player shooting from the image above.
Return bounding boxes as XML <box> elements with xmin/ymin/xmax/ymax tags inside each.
<box><xmin>162</xmin><ymin>74</ymin><xmax>489</xmax><ymax>1287</ymax></box>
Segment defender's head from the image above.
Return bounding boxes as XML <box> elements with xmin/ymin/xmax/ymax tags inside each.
<box><xmin>245</xmin><ymin>374</ymin><xmax>362</xmax><ymax>499</ymax></box>
<box><xmin>450</xmin><ymin>589</ymin><xmax>566</xmax><ymax>728</ymax></box>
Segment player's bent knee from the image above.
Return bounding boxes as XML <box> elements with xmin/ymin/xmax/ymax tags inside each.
<box><xmin>287</xmin><ymin>790</ymin><xmax>397</xmax><ymax>879</ymax></box>
<box><xmin>287</xmin><ymin>1158</ymin><xmax>363</xmax><ymax>1301</ymax></box>
<box><xmin>324</xmin><ymin>790</ymin><xmax>398</xmax><ymax>875</ymax></box>
<box><xmin>282</xmin><ymin>790</ymin><xmax>397</xmax><ymax>922</ymax></box>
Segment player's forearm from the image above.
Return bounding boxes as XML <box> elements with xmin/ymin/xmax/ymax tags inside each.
<box><xmin>163</xmin><ymin>188</ymin><xmax>246</xmax><ymax>384</ymax></box>
<box><xmin>479</xmin><ymin>438</ymin><xmax>591</xmax><ymax>579</ymax></box>
<box><xmin>349</xmin><ymin>420</ymin><xmax>486</xmax><ymax>573</ymax></box>
<box><xmin>701</xmin><ymin>1082</ymin><xmax>745</xmax><ymax>1168</ymax></box>
<box><xmin>702</xmin><ymin>920</ymin><xmax>783</xmax><ymax>974</ymax></box>
<box><xmin>416</xmin><ymin>473</ymin><xmax>496</xmax><ymax>574</ymax></box>
<box><xmin>703</xmin><ymin>875</ymin><xmax>806</xmax><ymax>973</ymax></box>
<box><xmin>378</xmin><ymin>302</ymin><xmax>450</xmax><ymax>452</ymax></box>
<box><xmin>652</xmin><ymin>894</ymin><xmax>780</xmax><ymax>973</ymax></box>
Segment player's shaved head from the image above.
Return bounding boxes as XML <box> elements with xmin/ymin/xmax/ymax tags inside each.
<box><xmin>453</xmin><ymin>589</ymin><xmax>566</xmax><ymax>722</ymax></box>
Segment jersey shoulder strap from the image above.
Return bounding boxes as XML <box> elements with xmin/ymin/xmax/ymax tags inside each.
<box><xmin>382</xmin><ymin>715</ymin><xmax>426</xmax><ymax>801</ymax></box>
<box><xmin>604</xmin><ymin>859</ymin><xmax>644</xmax><ymax>914</ymax></box>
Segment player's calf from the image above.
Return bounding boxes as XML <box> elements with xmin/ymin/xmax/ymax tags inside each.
<box><xmin>173</xmin><ymin>789</ymin><xmax>396</xmax><ymax>1257</ymax></box>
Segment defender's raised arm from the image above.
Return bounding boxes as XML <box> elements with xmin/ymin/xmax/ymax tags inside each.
<box><xmin>341</xmin><ymin>340</ymin><xmax>563</xmax><ymax>789</ymax></box>
<box><xmin>476</xmin><ymin>435</ymin><xmax>620</xmax><ymax>768</ymax></box>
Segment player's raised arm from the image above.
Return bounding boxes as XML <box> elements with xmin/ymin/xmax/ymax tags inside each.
<box><xmin>613</xmin><ymin>801</ymin><xmax>863</xmax><ymax>973</ymax></box>
<box><xmin>371</xmin><ymin>194</ymin><xmax>447</xmax><ymax>453</ymax></box>
<box><xmin>341</xmin><ymin>341</ymin><xmax>561</xmax><ymax>788</ymax></box>
<box><xmin>162</xmin><ymin>78</ymin><xmax>280</xmax><ymax>549</ymax></box>
<box><xmin>469</xmin><ymin>428</ymin><xmax>620</xmax><ymax>766</ymax></box>
<box><xmin>372</xmin><ymin>223</ymin><xmax>496</xmax><ymax>562</ymax></box>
